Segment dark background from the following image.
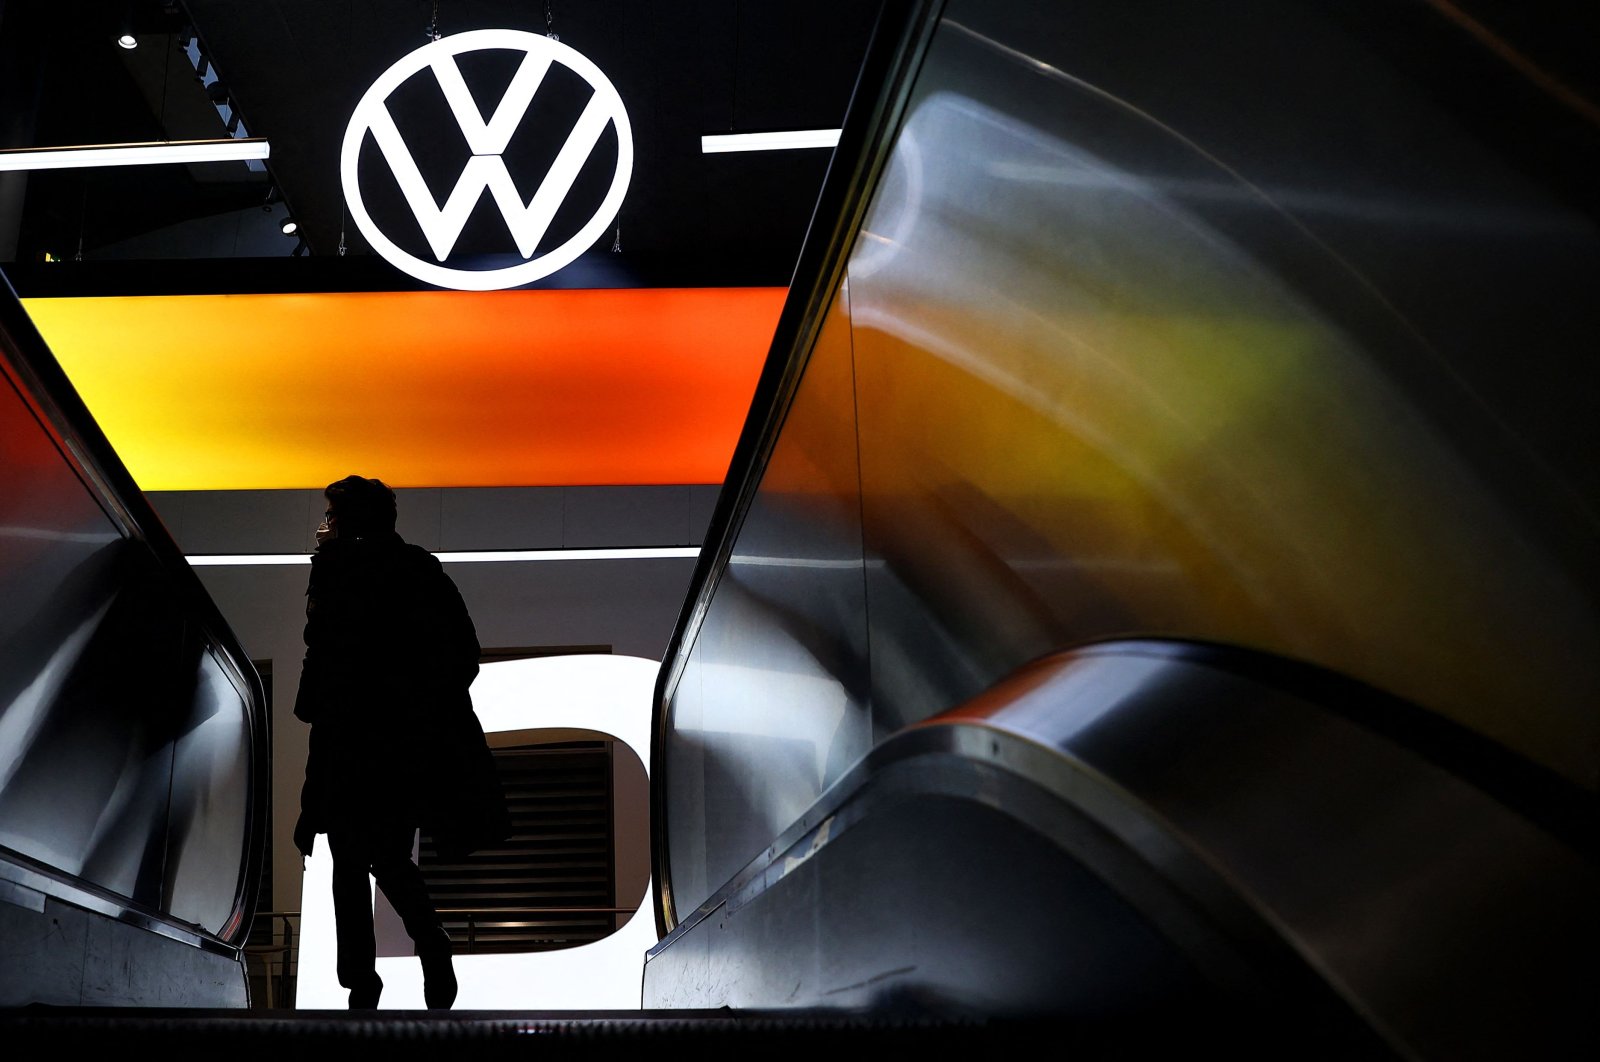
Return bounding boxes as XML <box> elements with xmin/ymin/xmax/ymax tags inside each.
<box><xmin>0</xmin><ymin>0</ymin><xmax>883</xmax><ymax>294</ymax></box>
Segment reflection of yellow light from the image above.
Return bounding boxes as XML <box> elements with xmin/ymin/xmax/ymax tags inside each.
<box><xmin>22</xmin><ymin>288</ymin><xmax>783</xmax><ymax>489</ymax></box>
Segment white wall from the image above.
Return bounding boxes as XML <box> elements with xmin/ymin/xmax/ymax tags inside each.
<box><xmin>145</xmin><ymin>484</ymin><xmax>717</xmax><ymax>921</ymax></box>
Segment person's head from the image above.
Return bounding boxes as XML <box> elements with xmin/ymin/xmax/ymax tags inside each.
<box><xmin>321</xmin><ymin>475</ymin><xmax>397</xmax><ymax>541</ymax></box>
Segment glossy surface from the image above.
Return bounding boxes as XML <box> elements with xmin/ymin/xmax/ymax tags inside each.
<box><xmin>164</xmin><ymin>647</ymin><xmax>254</xmax><ymax>935</ymax></box>
<box><xmin>0</xmin><ymin>371</ymin><xmax>126</xmax><ymax>874</ymax></box>
<box><xmin>0</xmin><ymin>363</ymin><xmax>178</xmax><ymax>904</ymax></box>
<box><xmin>661</xmin><ymin>0</ymin><xmax>1600</xmax><ymax>916</ymax></box>
<box><xmin>649</xmin><ymin>643</ymin><xmax>1595</xmax><ymax>1057</ymax></box>
<box><xmin>666</xmin><ymin>281</ymin><xmax>871</xmax><ymax>908</ymax></box>
<box><xmin>943</xmin><ymin>646</ymin><xmax>1597</xmax><ymax>1058</ymax></box>
<box><xmin>1</xmin><ymin>277</ymin><xmax>265</xmax><ymax>1000</ymax></box>
<box><xmin>848</xmin><ymin>10</ymin><xmax>1599</xmax><ymax>778</ymax></box>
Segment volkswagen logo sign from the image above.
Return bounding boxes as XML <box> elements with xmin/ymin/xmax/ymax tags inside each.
<box><xmin>341</xmin><ymin>29</ymin><xmax>632</xmax><ymax>291</ymax></box>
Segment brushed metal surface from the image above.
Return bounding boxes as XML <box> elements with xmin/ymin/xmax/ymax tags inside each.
<box><xmin>163</xmin><ymin>646</ymin><xmax>254</xmax><ymax>936</ymax></box>
<box><xmin>648</xmin><ymin>644</ymin><xmax>1596</xmax><ymax>1057</ymax></box>
<box><xmin>666</xmin><ymin>281</ymin><xmax>873</xmax><ymax>912</ymax></box>
<box><xmin>660</xmin><ymin>0</ymin><xmax>1599</xmax><ymax>917</ymax></box>
<box><xmin>939</xmin><ymin>645</ymin><xmax>1598</xmax><ymax>1059</ymax></box>
<box><xmin>0</xmin><ymin>541</ymin><xmax>186</xmax><ymax>909</ymax></box>
<box><xmin>0</xmin><ymin>884</ymin><xmax>248</xmax><ymax>1007</ymax></box>
<box><xmin>653</xmin><ymin>0</ymin><xmax>1598</xmax><ymax>1051</ymax></box>
<box><xmin>0</xmin><ymin>367</ymin><xmax>125</xmax><ymax>858</ymax></box>
<box><xmin>1</xmin><ymin>279</ymin><xmax>266</xmax><ymax>1001</ymax></box>
<box><xmin>846</xmin><ymin>6</ymin><xmax>1599</xmax><ymax>779</ymax></box>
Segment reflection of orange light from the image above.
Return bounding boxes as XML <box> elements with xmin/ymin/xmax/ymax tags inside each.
<box><xmin>22</xmin><ymin>288</ymin><xmax>783</xmax><ymax>490</ymax></box>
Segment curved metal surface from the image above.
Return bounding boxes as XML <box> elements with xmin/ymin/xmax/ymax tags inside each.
<box><xmin>655</xmin><ymin>0</ymin><xmax>1600</xmax><ymax>941</ymax></box>
<box><xmin>651</xmin><ymin>0</ymin><xmax>945</xmax><ymax>935</ymax></box>
<box><xmin>650</xmin><ymin>0</ymin><xmax>1598</xmax><ymax>1054</ymax></box>
<box><xmin>662</xmin><ymin>279</ymin><xmax>874</xmax><ymax>919</ymax></box>
<box><xmin>944</xmin><ymin>644</ymin><xmax>1597</xmax><ymax>1059</ymax></box>
<box><xmin>0</xmin><ymin>271</ymin><xmax>268</xmax><ymax>1003</ymax></box>
<box><xmin>646</xmin><ymin>643</ymin><xmax>1598</xmax><ymax>1058</ymax></box>
<box><xmin>846</xmin><ymin>7</ymin><xmax>1600</xmax><ymax>768</ymax></box>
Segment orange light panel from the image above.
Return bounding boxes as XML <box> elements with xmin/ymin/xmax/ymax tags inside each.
<box><xmin>23</xmin><ymin>288</ymin><xmax>783</xmax><ymax>489</ymax></box>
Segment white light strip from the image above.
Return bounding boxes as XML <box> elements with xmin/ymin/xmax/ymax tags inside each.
<box><xmin>441</xmin><ymin>547</ymin><xmax>700</xmax><ymax>563</ymax></box>
<box><xmin>700</xmin><ymin>129</ymin><xmax>841</xmax><ymax>154</ymax></box>
<box><xmin>187</xmin><ymin>546</ymin><xmax>700</xmax><ymax>566</ymax></box>
<box><xmin>0</xmin><ymin>138</ymin><xmax>271</xmax><ymax>172</ymax></box>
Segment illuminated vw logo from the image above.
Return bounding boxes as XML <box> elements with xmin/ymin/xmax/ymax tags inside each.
<box><xmin>341</xmin><ymin>29</ymin><xmax>632</xmax><ymax>291</ymax></box>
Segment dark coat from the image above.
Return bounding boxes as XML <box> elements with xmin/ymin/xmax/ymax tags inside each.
<box><xmin>292</xmin><ymin>532</ymin><xmax>509</xmax><ymax>860</ymax></box>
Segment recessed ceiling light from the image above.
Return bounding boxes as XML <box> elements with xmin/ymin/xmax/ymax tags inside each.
<box><xmin>280</xmin><ymin>217</ymin><xmax>298</xmax><ymax>235</ymax></box>
<box><xmin>117</xmin><ymin>34</ymin><xmax>138</xmax><ymax>50</ymax></box>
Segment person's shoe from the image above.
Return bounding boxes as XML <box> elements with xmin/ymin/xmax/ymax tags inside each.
<box><xmin>420</xmin><ymin>929</ymin><xmax>457</xmax><ymax>1010</ymax></box>
<box><xmin>348</xmin><ymin>974</ymin><xmax>382</xmax><ymax>1009</ymax></box>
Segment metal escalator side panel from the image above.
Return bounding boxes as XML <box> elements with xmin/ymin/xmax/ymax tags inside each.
<box><xmin>646</xmin><ymin>643</ymin><xmax>1598</xmax><ymax>1058</ymax></box>
<box><xmin>654</xmin><ymin>0</ymin><xmax>1600</xmax><ymax>945</ymax></box>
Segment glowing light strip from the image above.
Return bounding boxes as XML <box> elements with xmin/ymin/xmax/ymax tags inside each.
<box><xmin>0</xmin><ymin>138</ymin><xmax>271</xmax><ymax>171</ymax></box>
<box><xmin>187</xmin><ymin>546</ymin><xmax>700</xmax><ymax>566</ymax></box>
<box><xmin>700</xmin><ymin>129</ymin><xmax>840</xmax><ymax>153</ymax></box>
<box><xmin>440</xmin><ymin>547</ymin><xmax>699</xmax><ymax>563</ymax></box>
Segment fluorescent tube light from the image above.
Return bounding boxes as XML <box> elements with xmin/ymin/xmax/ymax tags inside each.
<box><xmin>700</xmin><ymin>129</ymin><xmax>840</xmax><ymax>153</ymax></box>
<box><xmin>0</xmin><ymin>138</ymin><xmax>271</xmax><ymax>172</ymax></box>
<box><xmin>438</xmin><ymin>547</ymin><xmax>701</xmax><ymax>563</ymax></box>
<box><xmin>187</xmin><ymin>546</ymin><xmax>700</xmax><ymax>566</ymax></box>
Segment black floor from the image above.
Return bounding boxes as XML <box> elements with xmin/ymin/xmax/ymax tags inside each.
<box><xmin>0</xmin><ymin>1006</ymin><xmax>1389</xmax><ymax>1060</ymax></box>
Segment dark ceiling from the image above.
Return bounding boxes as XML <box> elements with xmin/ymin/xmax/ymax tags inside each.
<box><xmin>0</xmin><ymin>0</ymin><xmax>883</xmax><ymax>294</ymax></box>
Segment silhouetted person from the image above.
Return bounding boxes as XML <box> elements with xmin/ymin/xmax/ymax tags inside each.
<box><xmin>292</xmin><ymin>475</ymin><xmax>505</xmax><ymax>1009</ymax></box>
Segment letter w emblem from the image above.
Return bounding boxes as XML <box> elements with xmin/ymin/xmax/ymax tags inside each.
<box><xmin>367</xmin><ymin>50</ymin><xmax>615</xmax><ymax>261</ymax></box>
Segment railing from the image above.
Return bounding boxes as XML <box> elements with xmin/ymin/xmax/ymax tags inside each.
<box><xmin>236</xmin><ymin>902</ymin><xmax>630</xmax><ymax>1010</ymax></box>
<box><xmin>435</xmin><ymin>906</ymin><xmax>639</xmax><ymax>953</ymax></box>
<box><xmin>243</xmin><ymin>911</ymin><xmax>298</xmax><ymax>1009</ymax></box>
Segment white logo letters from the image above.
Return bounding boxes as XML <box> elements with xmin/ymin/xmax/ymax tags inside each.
<box><xmin>341</xmin><ymin>30</ymin><xmax>633</xmax><ymax>291</ymax></box>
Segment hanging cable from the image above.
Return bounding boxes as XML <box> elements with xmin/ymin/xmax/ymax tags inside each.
<box><xmin>74</xmin><ymin>177</ymin><xmax>87</xmax><ymax>262</ymax></box>
<box><xmin>729</xmin><ymin>0</ymin><xmax>740</xmax><ymax>130</ymax></box>
<box><xmin>426</xmin><ymin>0</ymin><xmax>441</xmax><ymax>41</ymax></box>
<box><xmin>339</xmin><ymin>0</ymin><xmax>354</xmax><ymax>255</ymax></box>
<box><xmin>545</xmin><ymin>0</ymin><xmax>559</xmax><ymax>40</ymax></box>
<box><xmin>159</xmin><ymin>31</ymin><xmax>172</xmax><ymax>140</ymax></box>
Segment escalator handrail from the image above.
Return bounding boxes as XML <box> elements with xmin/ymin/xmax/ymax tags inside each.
<box><xmin>647</xmin><ymin>0</ymin><xmax>949</xmax><ymax>940</ymax></box>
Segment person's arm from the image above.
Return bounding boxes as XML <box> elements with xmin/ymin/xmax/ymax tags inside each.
<box><xmin>416</xmin><ymin>552</ymin><xmax>480</xmax><ymax>694</ymax></box>
<box><xmin>439</xmin><ymin>567</ymin><xmax>481</xmax><ymax>691</ymax></box>
<box><xmin>291</xmin><ymin>559</ymin><xmax>347</xmax><ymax>726</ymax></box>
<box><xmin>293</xmin><ymin>561</ymin><xmax>333</xmax><ymax>724</ymax></box>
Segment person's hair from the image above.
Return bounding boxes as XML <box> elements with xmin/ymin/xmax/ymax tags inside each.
<box><xmin>324</xmin><ymin>475</ymin><xmax>397</xmax><ymax>537</ymax></box>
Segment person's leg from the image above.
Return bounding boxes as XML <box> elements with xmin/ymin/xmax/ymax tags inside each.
<box><xmin>368</xmin><ymin>822</ymin><xmax>456</xmax><ymax>1009</ymax></box>
<box><xmin>367</xmin><ymin>823</ymin><xmax>442</xmax><ymax>943</ymax></box>
<box><xmin>327</xmin><ymin>828</ymin><xmax>384</xmax><ymax>1008</ymax></box>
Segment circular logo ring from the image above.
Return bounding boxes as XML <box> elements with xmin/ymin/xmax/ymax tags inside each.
<box><xmin>341</xmin><ymin>29</ymin><xmax>633</xmax><ymax>291</ymax></box>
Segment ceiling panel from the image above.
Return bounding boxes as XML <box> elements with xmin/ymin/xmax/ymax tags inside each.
<box><xmin>25</xmin><ymin>287</ymin><xmax>783</xmax><ymax>489</ymax></box>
